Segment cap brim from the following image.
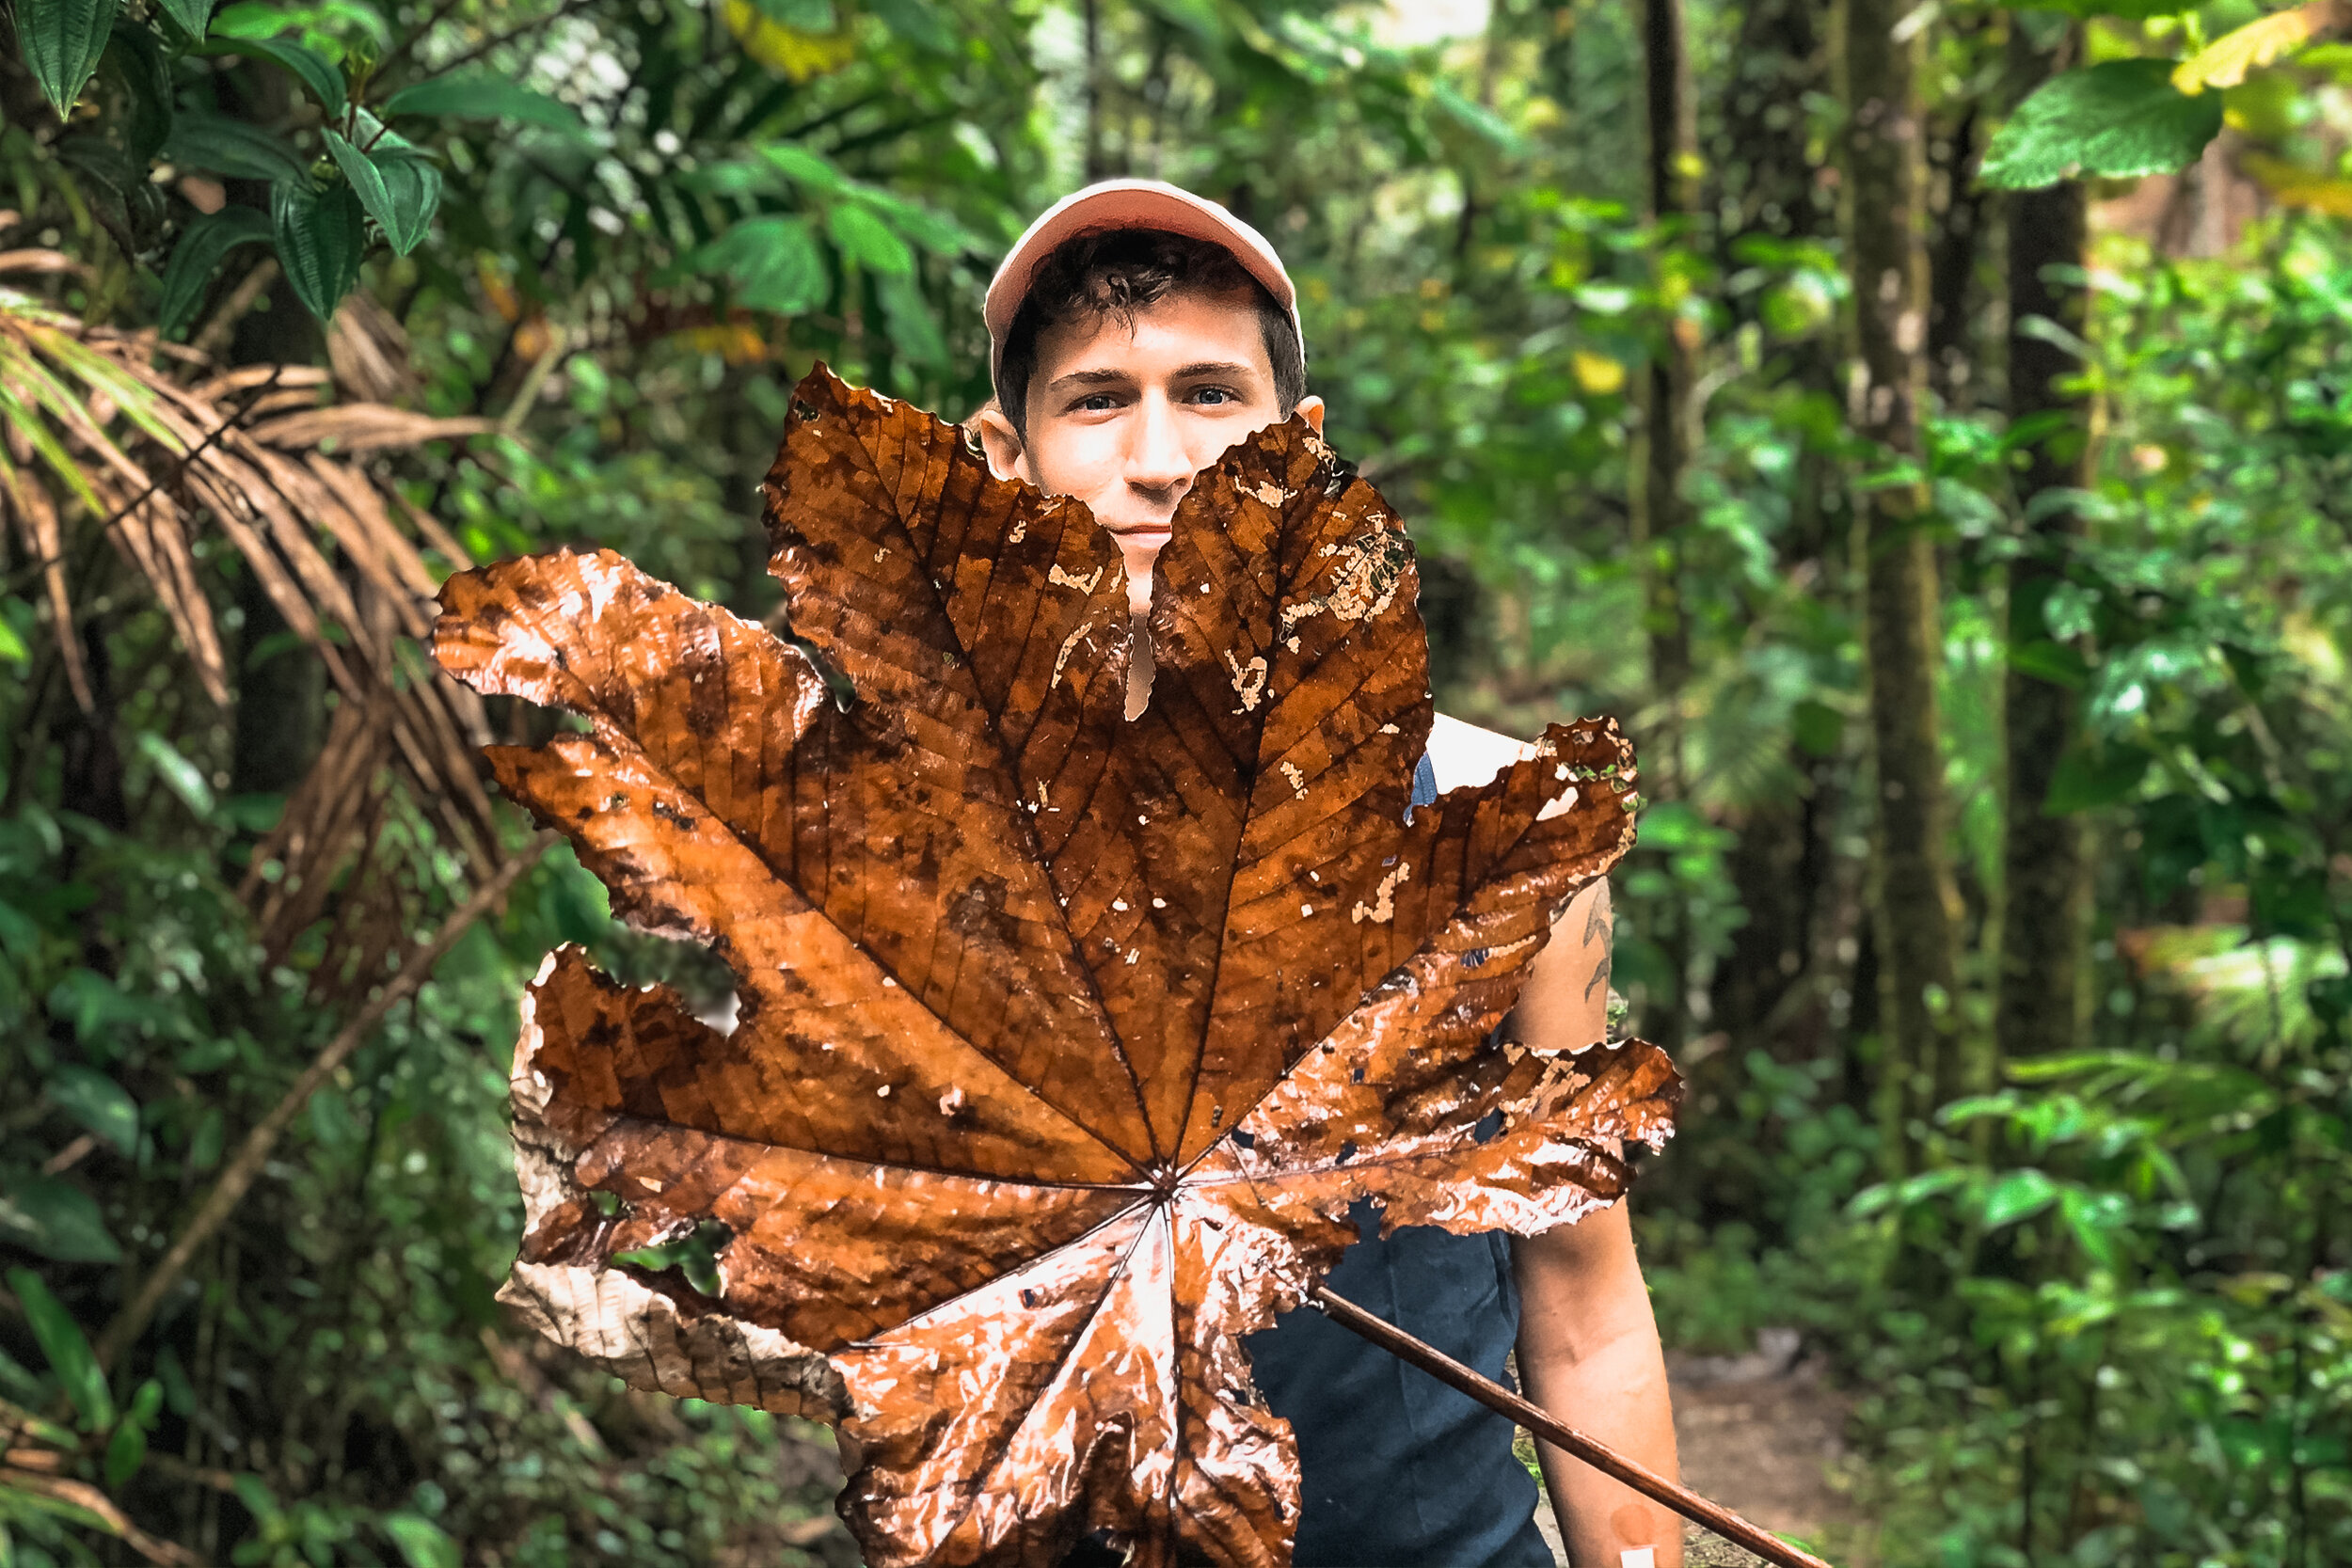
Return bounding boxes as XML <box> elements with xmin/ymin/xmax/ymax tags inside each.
<box><xmin>985</xmin><ymin>180</ymin><xmax>1301</xmax><ymax>386</ymax></box>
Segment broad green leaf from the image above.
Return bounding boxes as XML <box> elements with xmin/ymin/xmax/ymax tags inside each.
<box><xmin>876</xmin><ymin>268</ymin><xmax>946</xmax><ymax>366</ymax></box>
<box><xmin>5</xmin><ymin>1267</ymin><xmax>113</xmax><ymax>1430</ymax></box>
<box><xmin>0</xmin><ymin>1175</ymin><xmax>122</xmax><ymax>1263</ymax></box>
<box><xmin>270</xmin><ymin>179</ymin><xmax>369</xmax><ymax>321</ymax></box>
<box><xmin>155</xmin><ymin>0</ymin><xmax>215</xmax><ymax>39</ymax></box>
<box><xmin>134</xmin><ymin>731</ymin><xmax>216</xmax><ymax>816</ymax></box>
<box><xmin>1987</xmin><ymin>0</ymin><xmax>2187</xmax><ymax>16</ymax></box>
<box><xmin>384</xmin><ymin>1513</ymin><xmax>461</xmax><ymax>1568</ymax></box>
<box><xmin>2043</xmin><ymin>741</ymin><xmax>2150</xmax><ymax>814</ymax></box>
<box><xmin>2174</xmin><ymin>3</ymin><xmax>2339</xmax><ymax>94</ymax></box>
<box><xmin>691</xmin><ymin>215</ymin><xmax>829</xmax><ymax>313</ymax></box>
<box><xmin>101</xmin><ymin>22</ymin><xmax>174</xmax><ymax>162</ymax></box>
<box><xmin>18</xmin><ymin>0</ymin><xmax>120</xmax><ymax>117</ymax></box>
<box><xmin>162</xmin><ymin>111</ymin><xmax>308</xmax><ymax>182</ymax></box>
<box><xmin>1980</xmin><ymin>60</ymin><xmax>2223</xmax><ymax>190</ymax></box>
<box><xmin>0</xmin><ymin>611</ymin><xmax>26</xmax><ymax>664</ymax></box>
<box><xmin>752</xmin><ymin>0</ymin><xmax>835</xmax><ymax>25</ymax></box>
<box><xmin>324</xmin><ymin>130</ymin><xmax>441</xmax><ymax>255</ymax></box>
<box><xmin>103</xmin><ymin>1415</ymin><xmax>148</xmax><ymax>1487</ymax></box>
<box><xmin>1981</xmin><ymin>1168</ymin><xmax>2062</xmax><ymax>1228</ymax></box>
<box><xmin>47</xmin><ymin>1063</ymin><xmax>138</xmax><ymax>1153</ymax></box>
<box><xmin>381</xmin><ymin>74</ymin><xmax>585</xmax><ymax>132</ymax></box>
<box><xmin>827</xmin><ymin>203</ymin><xmax>913</xmax><ymax>276</ymax></box>
<box><xmin>761</xmin><ymin>143</ymin><xmax>845</xmax><ymax>190</ymax></box>
<box><xmin>200</xmin><ymin>36</ymin><xmax>346</xmax><ymax>115</ymax></box>
<box><xmin>864</xmin><ymin>0</ymin><xmax>956</xmax><ymax>53</ymax></box>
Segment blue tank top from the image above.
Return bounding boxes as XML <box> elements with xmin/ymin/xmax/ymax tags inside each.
<box><xmin>1240</xmin><ymin>752</ymin><xmax>1554</xmax><ymax>1568</ymax></box>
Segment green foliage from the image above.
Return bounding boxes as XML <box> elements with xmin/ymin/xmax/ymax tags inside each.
<box><xmin>17</xmin><ymin>0</ymin><xmax>121</xmax><ymax>118</ymax></box>
<box><xmin>4</xmin><ymin>1</ymin><xmax>2350</xmax><ymax>1563</ymax></box>
<box><xmin>1981</xmin><ymin>60</ymin><xmax>2224</xmax><ymax>189</ymax></box>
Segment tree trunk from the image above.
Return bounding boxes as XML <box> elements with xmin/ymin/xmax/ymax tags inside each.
<box><xmin>1635</xmin><ymin>0</ymin><xmax>1695</xmax><ymax>750</ymax></box>
<box><xmin>1997</xmin><ymin>22</ymin><xmax>2090</xmax><ymax>1063</ymax></box>
<box><xmin>1840</xmin><ymin>0</ymin><xmax>1963</xmax><ymax>1159</ymax></box>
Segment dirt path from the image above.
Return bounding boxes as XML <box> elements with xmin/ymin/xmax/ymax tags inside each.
<box><xmin>1665</xmin><ymin>1337</ymin><xmax>1870</xmax><ymax>1567</ymax></box>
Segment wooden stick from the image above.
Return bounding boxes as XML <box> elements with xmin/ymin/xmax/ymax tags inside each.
<box><xmin>1312</xmin><ymin>1284</ymin><xmax>1836</xmax><ymax>1568</ymax></box>
<box><xmin>95</xmin><ymin>834</ymin><xmax>557</xmax><ymax>1370</ymax></box>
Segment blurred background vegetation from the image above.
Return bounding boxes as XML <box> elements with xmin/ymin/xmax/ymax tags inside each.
<box><xmin>0</xmin><ymin>0</ymin><xmax>2346</xmax><ymax>1564</ymax></box>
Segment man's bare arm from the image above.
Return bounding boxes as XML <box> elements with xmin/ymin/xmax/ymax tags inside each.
<box><xmin>1511</xmin><ymin>879</ymin><xmax>1684</xmax><ymax>1567</ymax></box>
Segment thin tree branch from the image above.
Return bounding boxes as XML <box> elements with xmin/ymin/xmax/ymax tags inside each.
<box><xmin>1313</xmin><ymin>1284</ymin><xmax>1838</xmax><ymax>1568</ymax></box>
<box><xmin>95</xmin><ymin>832</ymin><xmax>559</xmax><ymax>1370</ymax></box>
<box><xmin>370</xmin><ymin>0</ymin><xmax>468</xmax><ymax>84</ymax></box>
<box><xmin>388</xmin><ymin>0</ymin><xmax>598</xmax><ymax>93</ymax></box>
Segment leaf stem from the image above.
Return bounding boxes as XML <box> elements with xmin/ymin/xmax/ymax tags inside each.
<box><xmin>1312</xmin><ymin>1283</ymin><xmax>1838</xmax><ymax>1568</ymax></box>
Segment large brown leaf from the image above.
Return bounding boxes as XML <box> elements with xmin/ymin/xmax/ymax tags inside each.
<box><xmin>435</xmin><ymin>367</ymin><xmax>1680</xmax><ymax>1568</ymax></box>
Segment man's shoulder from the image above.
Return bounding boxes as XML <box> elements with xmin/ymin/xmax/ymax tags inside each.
<box><xmin>1424</xmin><ymin>712</ymin><xmax>1534</xmax><ymax>793</ymax></box>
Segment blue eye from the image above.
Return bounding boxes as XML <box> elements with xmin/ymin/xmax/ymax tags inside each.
<box><xmin>1192</xmin><ymin>387</ymin><xmax>1235</xmax><ymax>405</ymax></box>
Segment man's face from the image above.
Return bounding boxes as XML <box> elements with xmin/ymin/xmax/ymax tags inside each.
<box><xmin>978</xmin><ymin>288</ymin><xmax>1325</xmax><ymax>613</ymax></box>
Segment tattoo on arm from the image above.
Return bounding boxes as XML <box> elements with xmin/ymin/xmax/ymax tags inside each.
<box><xmin>1581</xmin><ymin>891</ymin><xmax>1613</xmax><ymax>1002</ymax></box>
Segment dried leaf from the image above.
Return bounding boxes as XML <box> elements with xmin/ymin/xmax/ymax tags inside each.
<box><xmin>434</xmin><ymin>367</ymin><xmax>1679</xmax><ymax>1568</ymax></box>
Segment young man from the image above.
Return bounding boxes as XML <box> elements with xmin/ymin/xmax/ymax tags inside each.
<box><xmin>973</xmin><ymin>181</ymin><xmax>1684</xmax><ymax>1568</ymax></box>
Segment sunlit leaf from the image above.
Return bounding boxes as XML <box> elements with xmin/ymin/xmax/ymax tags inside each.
<box><xmin>2173</xmin><ymin>2</ymin><xmax>2347</xmax><ymax>94</ymax></box>
<box><xmin>383</xmin><ymin>1514</ymin><xmax>460</xmax><ymax>1568</ymax></box>
<box><xmin>1981</xmin><ymin>1168</ymin><xmax>2061</xmax><ymax>1228</ymax></box>
<box><xmin>826</xmin><ymin>203</ymin><xmax>913</xmax><ymax>276</ymax></box>
<box><xmin>1980</xmin><ymin>60</ymin><xmax>2223</xmax><ymax>190</ymax></box>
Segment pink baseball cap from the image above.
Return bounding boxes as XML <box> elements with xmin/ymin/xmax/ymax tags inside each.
<box><xmin>984</xmin><ymin>179</ymin><xmax>1304</xmax><ymax>388</ymax></box>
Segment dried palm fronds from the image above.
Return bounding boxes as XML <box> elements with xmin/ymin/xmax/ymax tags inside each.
<box><xmin>0</xmin><ymin>266</ymin><xmax>508</xmax><ymax>910</ymax></box>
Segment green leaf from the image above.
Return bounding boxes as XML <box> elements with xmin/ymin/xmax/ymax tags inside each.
<box><xmin>154</xmin><ymin>0</ymin><xmax>215</xmax><ymax>39</ymax></box>
<box><xmin>0</xmin><ymin>1175</ymin><xmax>122</xmax><ymax>1263</ymax></box>
<box><xmin>876</xmin><ymin>268</ymin><xmax>946</xmax><ymax>366</ymax></box>
<box><xmin>162</xmin><ymin>111</ymin><xmax>307</xmax><ymax>182</ymax></box>
<box><xmin>1981</xmin><ymin>1168</ymin><xmax>2062</xmax><ymax>1228</ymax></box>
<box><xmin>103</xmin><ymin>1415</ymin><xmax>148</xmax><ymax>1487</ymax></box>
<box><xmin>383</xmin><ymin>1513</ymin><xmax>460</xmax><ymax>1568</ymax></box>
<box><xmin>47</xmin><ymin>1063</ymin><xmax>138</xmax><ymax>1153</ymax></box>
<box><xmin>200</xmin><ymin>36</ymin><xmax>345</xmax><ymax>115</ymax></box>
<box><xmin>760</xmin><ymin>143</ymin><xmax>845</xmax><ymax>191</ymax></box>
<box><xmin>134</xmin><ymin>730</ymin><xmax>216</xmax><ymax>816</ymax></box>
<box><xmin>100</xmin><ymin>22</ymin><xmax>174</xmax><ymax>163</ymax></box>
<box><xmin>270</xmin><ymin>179</ymin><xmax>369</xmax><ymax>321</ymax></box>
<box><xmin>1988</xmin><ymin>0</ymin><xmax>2185</xmax><ymax>16</ymax></box>
<box><xmin>1980</xmin><ymin>60</ymin><xmax>2223</xmax><ymax>190</ymax></box>
<box><xmin>826</xmin><ymin>203</ymin><xmax>913</xmax><ymax>276</ymax></box>
<box><xmin>2043</xmin><ymin>741</ymin><xmax>2150</xmax><ymax>814</ymax></box>
<box><xmin>0</xmin><ymin>611</ymin><xmax>27</xmax><ymax>664</ymax></box>
<box><xmin>380</xmin><ymin>74</ymin><xmax>585</xmax><ymax>132</ymax></box>
<box><xmin>17</xmin><ymin>0</ymin><xmax>121</xmax><ymax>117</ymax></box>
<box><xmin>864</xmin><ymin>0</ymin><xmax>956</xmax><ymax>53</ymax></box>
<box><xmin>690</xmin><ymin>215</ymin><xmax>828</xmax><ymax>314</ymax></box>
<box><xmin>324</xmin><ymin>130</ymin><xmax>441</xmax><ymax>255</ymax></box>
<box><xmin>5</xmin><ymin>1267</ymin><xmax>113</xmax><ymax>1430</ymax></box>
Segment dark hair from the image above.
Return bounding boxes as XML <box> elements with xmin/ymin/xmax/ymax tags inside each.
<box><xmin>994</xmin><ymin>226</ymin><xmax>1307</xmax><ymax>440</ymax></box>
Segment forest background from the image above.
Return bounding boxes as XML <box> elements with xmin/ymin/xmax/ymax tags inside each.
<box><xmin>0</xmin><ymin>0</ymin><xmax>2345</xmax><ymax>1565</ymax></box>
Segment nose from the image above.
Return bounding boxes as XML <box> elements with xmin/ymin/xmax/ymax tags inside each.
<box><xmin>1123</xmin><ymin>394</ymin><xmax>1195</xmax><ymax>506</ymax></box>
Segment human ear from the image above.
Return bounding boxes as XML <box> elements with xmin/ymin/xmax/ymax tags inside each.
<box><xmin>1295</xmin><ymin>394</ymin><xmax>1327</xmax><ymax>436</ymax></box>
<box><xmin>973</xmin><ymin>402</ymin><xmax>1034</xmax><ymax>485</ymax></box>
